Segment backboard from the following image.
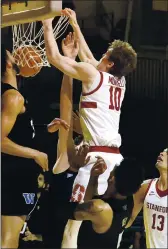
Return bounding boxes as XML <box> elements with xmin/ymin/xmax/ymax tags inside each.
<box><xmin>1</xmin><ymin>0</ymin><xmax>62</xmax><ymax>28</ymax></box>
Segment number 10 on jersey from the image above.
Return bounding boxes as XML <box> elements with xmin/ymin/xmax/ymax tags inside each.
<box><xmin>109</xmin><ymin>86</ymin><xmax>122</xmax><ymax>111</ymax></box>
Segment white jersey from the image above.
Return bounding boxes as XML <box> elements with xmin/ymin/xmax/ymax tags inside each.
<box><xmin>80</xmin><ymin>71</ymin><xmax>126</xmax><ymax>147</ymax></box>
<box><xmin>143</xmin><ymin>178</ymin><xmax>168</xmax><ymax>248</ymax></box>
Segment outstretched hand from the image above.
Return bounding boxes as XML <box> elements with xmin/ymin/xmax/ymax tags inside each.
<box><xmin>61</xmin><ymin>8</ymin><xmax>77</xmax><ymax>26</ymax></box>
<box><xmin>47</xmin><ymin>118</ymin><xmax>70</xmax><ymax>133</ymax></box>
<box><xmin>62</xmin><ymin>32</ymin><xmax>79</xmax><ymax>59</ymax></box>
<box><xmin>91</xmin><ymin>156</ymin><xmax>107</xmax><ymax>176</ymax></box>
<box><xmin>69</xmin><ymin>142</ymin><xmax>90</xmax><ymax>172</ymax></box>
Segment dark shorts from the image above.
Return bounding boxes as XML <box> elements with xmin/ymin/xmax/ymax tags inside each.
<box><xmin>1</xmin><ymin>157</ymin><xmax>40</xmax><ymax>216</ymax></box>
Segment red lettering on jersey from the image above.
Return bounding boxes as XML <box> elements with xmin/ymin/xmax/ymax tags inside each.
<box><xmin>147</xmin><ymin>202</ymin><xmax>167</xmax><ymax>213</ymax></box>
<box><xmin>71</xmin><ymin>184</ymin><xmax>85</xmax><ymax>202</ymax></box>
<box><xmin>109</xmin><ymin>76</ymin><xmax>114</xmax><ymax>84</ymax></box>
<box><xmin>108</xmin><ymin>76</ymin><xmax>125</xmax><ymax>87</ymax></box>
<box><xmin>109</xmin><ymin>86</ymin><xmax>122</xmax><ymax>111</ymax></box>
<box><xmin>152</xmin><ymin>213</ymin><xmax>165</xmax><ymax>231</ymax></box>
<box><xmin>155</xmin><ymin>205</ymin><xmax>159</xmax><ymax>212</ymax></box>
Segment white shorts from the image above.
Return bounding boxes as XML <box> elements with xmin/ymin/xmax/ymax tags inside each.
<box><xmin>71</xmin><ymin>148</ymin><xmax>123</xmax><ymax>202</ymax></box>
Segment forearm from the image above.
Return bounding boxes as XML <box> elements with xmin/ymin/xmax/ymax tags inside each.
<box><xmin>53</xmin><ymin>75</ymin><xmax>74</xmax><ymax>174</ymax></box>
<box><xmin>72</xmin><ymin>22</ymin><xmax>96</xmax><ymax>63</ymax></box>
<box><xmin>55</xmin><ymin>200</ymin><xmax>102</xmax><ymax>221</ymax></box>
<box><xmin>59</xmin><ymin>74</ymin><xmax>73</xmax><ymax>153</ymax></box>
<box><xmin>1</xmin><ymin>137</ymin><xmax>37</xmax><ymax>159</ymax></box>
<box><xmin>84</xmin><ymin>175</ymin><xmax>99</xmax><ymax>201</ymax></box>
<box><xmin>125</xmin><ymin>217</ymin><xmax>136</xmax><ymax>228</ymax></box>
<box><xmin>74</xmin><ymin>200</ymin><xmax>101</xmax><ymax>220</ymax></box>
<box><xmin>43</xmin><ymin>23</ymin><xmax>61</xmax><ymax>63</ymax></box>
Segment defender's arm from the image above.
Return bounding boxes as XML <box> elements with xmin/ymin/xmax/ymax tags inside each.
<box><xmin>1</xmin><ymin>90</ymin><xmax>38</xmax><ymax>159</ymax></box>
<box><xmin>53</xmin><ymin>74</ymin><xmax>74</xmax><ymax>174</ymax></box>
<box><xmin>126</xmin><ymin>181</ymin><xmax>151</xmax><ymax>228</ymax></box>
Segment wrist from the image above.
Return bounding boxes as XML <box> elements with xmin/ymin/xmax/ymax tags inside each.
<box><xmin>29</xmin><ymin>149</ymin><xmax>39</xmax><ymax>160</ymax></box>
<box><xmin>72</xmin><ymin>21</ymin><xmax>79</xmax><ymax>29</ymax></box>
<box><xmin>43</xmin><ymin>24</ymin><xmax>53</xmax><ymax>30</ymax></box>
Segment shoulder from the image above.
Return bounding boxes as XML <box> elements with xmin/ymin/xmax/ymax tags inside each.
<box><xmin>134</xmin><ymin>179</ymin><xmax>153</xmax><ymax>203</ymax></box>
<box><xmin>77</xmin><ymin>61</ymin><xmax>98</xmax><ymax>75</ymax></box>
<box><xmin>2</xmin><ymin>89</ymin><xmax>24</xmax><ymax>111</ymax></box>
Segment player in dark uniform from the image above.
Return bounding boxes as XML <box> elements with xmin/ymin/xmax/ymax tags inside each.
<box><xmin>57</xmin><ymin>157</ymin><xmax>144</xmax><ymax>248</ymax></box>
<box><xmin>1</xmin><ymin>44</ymin><xmax>69</xmax><ymax>249</ymax></box>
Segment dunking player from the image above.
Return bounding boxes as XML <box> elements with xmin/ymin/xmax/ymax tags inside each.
<box><xmin>43</xmin><ymin>9</ymin><xmax>137</xmax><ymax>197</ymax></box>
<box><xmin>1</xmin><ymin>45</ymin><xmax>69</xmax><ymax>249</ymax></box>
<box><xmin>49</xmin><ymin>33</ymin><xmax>142</xmax><ymax>249</ymax></box>
<box><xmin>42</xmin><ymin>10</ymin><xmax>137</xmax><ymax>247</ymax></box>
<box><xmin>126</xmin><ymin>148</ymin><xmax>168</xmax><ymax>248</ymax></box>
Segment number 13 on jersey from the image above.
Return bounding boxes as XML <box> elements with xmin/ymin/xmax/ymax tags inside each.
<box><xmin>109</xmin><ymin>86</ymin><xmax>122</xmax><ymax>111</ymax></box>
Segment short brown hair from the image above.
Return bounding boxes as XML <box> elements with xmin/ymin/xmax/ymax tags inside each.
<box><xmin>108</xmin><ymin>40</ymin><xmax>137</xmax><ymax>77</ymax></box>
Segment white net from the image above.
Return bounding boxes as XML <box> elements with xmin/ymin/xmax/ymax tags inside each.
<box><xmin>12</xmin><ymin>16</ymin><xmax>69</xmax><ymax>70</ymax></box>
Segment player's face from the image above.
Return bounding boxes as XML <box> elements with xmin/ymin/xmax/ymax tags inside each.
<box><xmin>155</xmin><ymin>148</ymin><xmax>168</xmax><ymax>170</ymax></box>
<box><xmin>37</xmin><ymin>173</ymin><xmax>45</xmax><ymax>189</ymax></box>
<box><xmin>6</xmin><ymin>50</ymin><xmax>20</xmax><ymax>75</ymax></box>
<box><xmin>97</xmin><ymin>50</ymin><xmax>114</xmax><ymax>72</ymax></box>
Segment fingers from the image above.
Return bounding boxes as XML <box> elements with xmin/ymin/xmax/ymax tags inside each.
<box><xmin>25</xmin><ymin>231</ymin><xmax>31</xmax><ymax>236</ymax></box>
<box><xmin>62</xmin><ymin>38</ymin><xmax>66</xmax><ymax>48</ymax></box>
<box><xmin>48</xmin><ymin>118</ymin><xmax>70</xmax><ymax>132</ymax></box>
<box><xmin>84</xmin><ymin>155</ymin><xmax>91</xmax><ymax>165</ymax></box>
<box><xmin>76</xmin><ymin>110</ymin><xmax>80</xmax><ymax>117</ymax></box>
<box><xmin>78</xmin><ymin>144</ymin><xmax>89</xmax><ymax>157</ymax></box>
<box><xmin>60</xmin><ymin>120</ymin><xmax>70</xmax><ymax>130</ymax></box>
<box><xmin>91</xmin><ymin>156</ymin><xmax>107</xmax><ymax>176</ymax></box>
<box><xmin>94</xmin><ymin>158</ymin><xmax>107</xmax><ymax>170</ymax></box>
<box><xmin>74</xmin><ymin>37</ymin><xmax>79</xmax><ymax>49</ymax></box>
<box><xmin>62</xmin><ymin>8</ymin><xmax>74</xmax><ymax>17</ymax></box>
<box><xmin>61</xmin><ymin>9</ymin><xmax>70</xmax><ymax>17</ymax></box>
<box><xmin>72</xmin><ymin>111</ymin><xmax>79</xmax><ymax>120</ymax></box>
<box><xmin>63</xmin><ymin>32</ymin><xmax>77</xmax><ymax>46</ymax></box>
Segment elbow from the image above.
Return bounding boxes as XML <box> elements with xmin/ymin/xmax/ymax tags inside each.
<box><xmin>47</xmin><ymin>52</ymin><xmax>62</xmax><ymax>67</ymax></box>
<box><xmin>47</xmin><ymin>54</ymin><xmax>56</xmax><ymax>65</ymax></box>
<box><xmin>1</xmin><ymin>137</ymin><xmax>7</xmax><ymax>152</ymax></box>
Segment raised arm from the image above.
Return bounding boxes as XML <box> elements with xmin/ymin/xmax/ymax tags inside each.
<box><xmin>1</xmin><ymin>90</ymin><xmax>48</xmax><ymax>171</ymax></box>
<box><xmin>52</xmin><ymin>74</ymin><xmax>74</xmax><ymax>174</ymax></box>
<box><xmin>53</xmin><ymin>33</ymin><xmax>78</xmax><ymax>174</ymax></box>
<box><xmin>42</xmin><ymin>19</ymin><xmax>98</xmax><ymax>84</ymax></box>
<box><xmin>126</xmin><ymin>181</ymin><xmax>150</xmax><ymax>228</ymax></box>
<box><xmin>62</xmin><ymin>8</ymin><xmax>99</xmax><ymax>67</ymax></box>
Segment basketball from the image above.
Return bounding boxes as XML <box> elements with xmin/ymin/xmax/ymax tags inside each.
<box><xmin>13</xmin><ymin>46</ymin><xmax>43</xmax><ymax>77</ymax></box>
